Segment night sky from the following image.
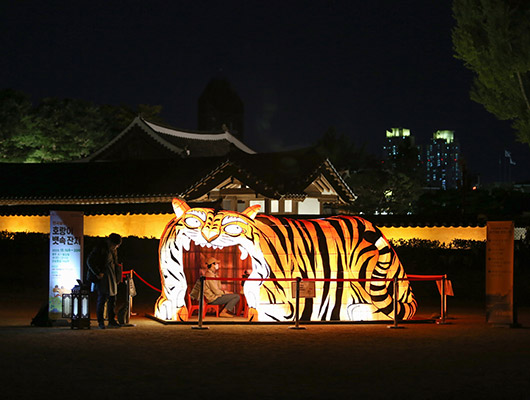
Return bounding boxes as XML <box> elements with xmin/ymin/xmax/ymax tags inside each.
<box><xmin>2</xmin><ymin>1</ymin><xmax>529</xmax><ymax>183</ymax></box>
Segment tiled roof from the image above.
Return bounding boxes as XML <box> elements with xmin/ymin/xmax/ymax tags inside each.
<box><xmin>85</xmin><ymin>117</ymin><xmax>255</xmax><ymax>161</ymax></box>
<box><xmin>0</xmin><ymin>157</ymin><xmax>222</xmax><ymax>203</ymax></box>
<box><xmin>0</xmin><ymin>149</ymin><xmax>355</xmax><ymax>214</ymax></box>
<box><xmin>203</xmin><ymin>149</ymin><xmax>357</xmax><ymax>202</ymax></box>
<box><xmin>143</xmin><ymin>119</ymin><xmax>255</xmax><ymax>155</ymax></box>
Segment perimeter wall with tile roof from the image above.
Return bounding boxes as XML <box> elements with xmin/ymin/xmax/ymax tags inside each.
<box><xmin>0</xmin><ymin>213</ymin><xmax>492</xmax><ymax>244</ymax></box>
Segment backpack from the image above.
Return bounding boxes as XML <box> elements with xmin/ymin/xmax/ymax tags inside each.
<box><xmin>189</xmin><ymin>279</ymin><xmax>202</xmax><ymax>300</ymax></box>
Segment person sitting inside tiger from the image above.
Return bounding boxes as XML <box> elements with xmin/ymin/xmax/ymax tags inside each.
<box><xmin>203</xmin><ymin>257</ymin><xmax>240</xmax><ymax>318</ymax></box>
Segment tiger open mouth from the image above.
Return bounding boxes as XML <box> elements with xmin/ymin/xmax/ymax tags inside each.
<box><xmin>177</xmin><ymin>231</ymin><xmax>251</xmax><ymax>262</ymax></box>
<box><xmin>155</xmin><ymin>200</ymin><xmax>271</xmax><ymax>321</ymax></box>
<box><xmin>174</xmin><ymin>228</ymin><xmax>270</xmax><ymax>294</ymax></box>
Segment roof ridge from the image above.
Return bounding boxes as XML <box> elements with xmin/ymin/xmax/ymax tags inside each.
<box><xmin>143</xmin><ymin>118</ymin><xmax>256</xmax><ymax>154</ymax></box>
<box><xmin>83</xmin><ymin>116</ymin><xmax>184</xmax><ymax>161</ymax></box>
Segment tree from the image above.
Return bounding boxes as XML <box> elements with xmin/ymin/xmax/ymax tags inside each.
<box><xmin>347</xmin><ymin>168</ymin><xmax>422</xmax><ymax>215</ymax></box>
<box><xmin>452</xmin><ymin>0</ymin><xmax>530</xmax><ymax>145</ymax></box>
<box><xmin>0</xmin><ymin>89</ymin><xmax>164</xmax><ymax>162</ymax></box>
<box><xmin>27</xmin><ymin>97</ymin><xmax>113</xmax><ymax>162</ymax></box>
<box><xmin>314</xmin><ymin>127</ymin><xmax>378</xmax><ymax>172</ymax></box>
<box><xmin>0</xmin><ymin>89</ymin><xmax>36</xmax><ymax>162</ymax></box>
<box><xmin>313</xmin><ymin>129</ymin><xmax>422</xmax><ymax>215</ymax></box>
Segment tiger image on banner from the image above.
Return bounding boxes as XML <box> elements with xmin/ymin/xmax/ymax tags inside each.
<box><xmin>155</xmin><ymin>198</ymin><xmax>417</xmax><ymax>322</ymax></box>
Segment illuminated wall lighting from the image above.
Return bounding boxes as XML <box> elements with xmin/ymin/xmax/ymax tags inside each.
<box><xmin>0</xmin><ymin>215</ymin><xmax>487</xmax><ymax>245</ymax></box>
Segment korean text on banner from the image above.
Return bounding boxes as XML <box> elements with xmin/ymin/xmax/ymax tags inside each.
<box><xmin>49</xmin><ymin>211</ymin><xmax>84</xmax><ymax>319</ymax></box>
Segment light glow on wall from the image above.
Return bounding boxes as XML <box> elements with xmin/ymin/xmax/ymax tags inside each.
<box><xmin>0</xmin><ymin>214</ymin><xmax>171</xmax><ymax>238</ymax></box>
<box><xmin>381</xmin><ymin>226</ymin><xmax>486</xmax><ymax>245</ymax></box>
<box><xmin>1</xmin><ymin>215</ymin><xmax>488</xmax><ymax>245</ymax></box>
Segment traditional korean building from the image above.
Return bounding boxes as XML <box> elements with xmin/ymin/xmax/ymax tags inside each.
<box><xmin>85</xmin><ymin>116</ymin><xmax>255</xmax><ymax>161</ymax></box>
<box><xmin>0</xmin><ymin>117</ymin><xmax>356</xmax><ymax>238</ymax></box>
<box><xmin>0</xmin><ymin>117</ymin><xmax>494</xmax><ymax>244</ymax></box>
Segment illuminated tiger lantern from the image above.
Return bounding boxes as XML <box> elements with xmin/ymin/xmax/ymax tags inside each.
<box><xmin>155</xmin><ymin>198</ymin><xmax>417</xmax><ymax>322</ymax></box>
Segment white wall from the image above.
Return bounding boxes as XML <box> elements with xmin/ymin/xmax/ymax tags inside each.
<box><xmin>297</xmin><ymin>198</ymin><xmax>320</xmax><ymax>215</ymax></box>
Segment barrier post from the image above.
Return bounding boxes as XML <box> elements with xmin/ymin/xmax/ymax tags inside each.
<box><xmin>437</xmin><ymin>274</ymin><xmax>447</xmax><ymax>325</ymax></box>
<box><xmin>388</xmin><ymin>276</ymin><xmax>404</xmax><ymax>329</ymax></box>
<box><xmin>289</xmin><ymin>277</ymin><xmax>305</xmax><ymax>330</ymax></box>
<box><xmin>125</xmin><ymin>271</ymin><xmax>131</xmax><ymax>324</ymax></box>
<box><xmin>130</xmin><ymin>270</ymin><xmax>136</xmax><ymax>316</ymax></box>
<box><xmin>118</xmin><ymin>270</ymin><xmax>135</xmax><ymax>327</ymax></box>
<box><xmin>192</xmin><ymin>276</ymin><xmax>209</xmax><ymax>330</ymax></box>
<box><xmin>127</xmin><ymin>271</ymin><xmax>132</xmax><ymax>323</ymax></box>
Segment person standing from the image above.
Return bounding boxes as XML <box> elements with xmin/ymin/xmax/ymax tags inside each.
<box><xmin>87</xmin><ymin>233</ymin><xmax>123</xmax><ymax>329</ymax></box>
<box><xmin>203</xmin><ymin>257</ymin><xmax>240</xmax><ymax>318</ymax></box>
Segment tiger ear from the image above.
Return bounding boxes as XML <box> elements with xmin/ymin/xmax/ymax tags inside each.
<box><xmin>241</xmin><ymin>204</ymin><xmax>261</xmax><ymax>220</ymax></box>
<box><xmin>172</xmin><ymin>198</ymin><xmax>190</xmax><ymax>219</ymax></box>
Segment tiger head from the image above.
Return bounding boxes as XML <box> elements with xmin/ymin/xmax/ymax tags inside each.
<box><xmin>171</xmin><ymin>198</ymin><xmax>265</xmax><ymax>272</ymax></box>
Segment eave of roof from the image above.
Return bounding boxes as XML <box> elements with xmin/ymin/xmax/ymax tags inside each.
<box><xmin>0</xmin><ymin>149</ymin><xmax>356</xmax><ymax>207</ymax></box>
<box><xmin>144</xmin><ymin>119</ymin><xmax>256</xmax><ymax>154</ymax></box>
<box><xmin>84</xmin><ymin>117</ymin><xmax>186</xmax><ymax>161</ymax></box>
<box><xmin>0</xmin><ymin>157</ymin><xmax>223</xmax><ymax>202</ymax></box>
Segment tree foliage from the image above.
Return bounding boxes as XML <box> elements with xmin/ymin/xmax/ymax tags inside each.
<box><xmin>452</xmin><ymin>0</ymin><xmax>530</xmax><ymax>145</ymax></box>
<box><xmin>347</xmin><ymin>168</ymin><xmax>422</xmax><ymax>215</ymax></box>
<box><xmin>313</xmin><ymin>127</ymin><xmax>378</xmax><ymax>172</ymax></box>
<box><xmin>416</xmin><ymin>186</ymin><xmax>530</xmax><ymax>218</ymax></box>
<box><xmin>313</xmin><ymin>128</ymin><xmax>423</xmax><ymax>215</ymax></box>
<box><xmin>0</xmin><ymin>89</ymin><xmax>163</xmax><ymax>162</ymax></box>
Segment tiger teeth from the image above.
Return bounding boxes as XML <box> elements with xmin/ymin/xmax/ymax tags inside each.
<box><xmin>182</xmin><ymin>236</ymin><xmax>191</xmax><ymax>252</ymax></box>
<box><xmin>239</xmin><ymin>246</ymin><xmax>248</xmax><ymax>260</ymax></box>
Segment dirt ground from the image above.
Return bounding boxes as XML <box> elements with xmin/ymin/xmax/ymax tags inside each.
<box><xmin>1</xmin><ymin>293</ymin><xmax>530</xmax><ymax>400</ymax></box>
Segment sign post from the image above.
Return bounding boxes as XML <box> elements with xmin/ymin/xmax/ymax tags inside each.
<box><xmin>289</xmin><ymin>279</ymin><xmax>315</xmax><ymax>330</ymax></box>
<box><xmin>485</xmin><ymin>221</ymin><xmax>514</xmax><ymax>326</ymax></box>
<box><xmin>49</xmin><ymin>211</ymin><xmax>84</xmax><ymax>320</ymax></box>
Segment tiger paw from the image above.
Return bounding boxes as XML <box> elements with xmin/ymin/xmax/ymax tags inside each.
<box><xmin>247</xmin><ymin>307</ymin><xmax>258</xmax><ymax>322</ymax></box>
<box><xmin>177</xmin><ymin>306</ymin><xmax>189</xmax><ymax>322</ymax></box>
<box><xmin>155</xmin><ymin>297</ymin><xmax>180</xmax><ymax>321</ymax></box>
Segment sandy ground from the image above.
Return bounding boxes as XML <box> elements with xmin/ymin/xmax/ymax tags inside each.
<box><xmin>1</xmin><ymin>294</ymin><xmax>530</xmax><ymax>400</ymax></box>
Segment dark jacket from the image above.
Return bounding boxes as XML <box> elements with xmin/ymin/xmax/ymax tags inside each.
<box><xmin>87</xmin><ymin>240</ymin><xmax>121</xmax><ymax>296</ymax></box>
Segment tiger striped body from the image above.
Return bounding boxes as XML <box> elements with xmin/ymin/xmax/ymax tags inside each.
<box><xmin>253</xmin><ymin>214</ymin><xmax>416</xmax><ymax>321</ymax></box>
<box><xmin>154</xmin><ymin>198</ymin><xmax>417</xmax><ymax>322</ymax></box>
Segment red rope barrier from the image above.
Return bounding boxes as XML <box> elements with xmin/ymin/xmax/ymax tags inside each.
<box><xmin>407</xmin><ymin>274</ymin><xmax>445</xmax><ymax>281</ymax></box>
<box><xmin>117</xmin><ymin>270</ymin><xmax>446</xmax><ymax>294</ymax></box>
<box><xmin>301</xmin><ymin>278</ymin><xmax>392</xmax><ymax>282</ymax></box>
<box><xmin>131</xmin><ymin>270</ymin><xmax>162</xmax><ymax>292</ymax></box>
<box><xmin>206</xmin><ymin>277</ymin><xmax>295</xmax><ymax>282</ymax></box>
<box><xmin>205</xmin><ymin>276</ymin><xmax>443</xmax><ymax>283</ymax></box>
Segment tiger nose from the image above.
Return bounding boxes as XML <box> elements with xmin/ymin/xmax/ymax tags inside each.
<box><xmin>202</xmin><ymin>227</ymin><xmax>219</xmax><ymax>242</ymax></box>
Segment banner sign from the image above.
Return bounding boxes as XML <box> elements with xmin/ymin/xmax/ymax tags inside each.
<box><xmin>49</xmin><ymin>211</ymin><xmax>84</xmax><ymax>319</ymax></box>
<box><xmin>485</xmin><ymin>221</ymin><xmax>514</xmax><ymax>325</ymax></box>
<box><xmin>291</xmin><ymin>281</ymin><xmax>316</xmax><ymax>298</ymax></box>
<box><xmin>436</xmin><ymin>279</ymin><xmax>454</xmax><ymax>297</ymax></box>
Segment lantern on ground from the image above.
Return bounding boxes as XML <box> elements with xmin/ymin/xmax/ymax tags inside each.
<box><xmin>62</xmin><ymin>280</ymin><xmax>91</xmax><ymax>329</ymax></box>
